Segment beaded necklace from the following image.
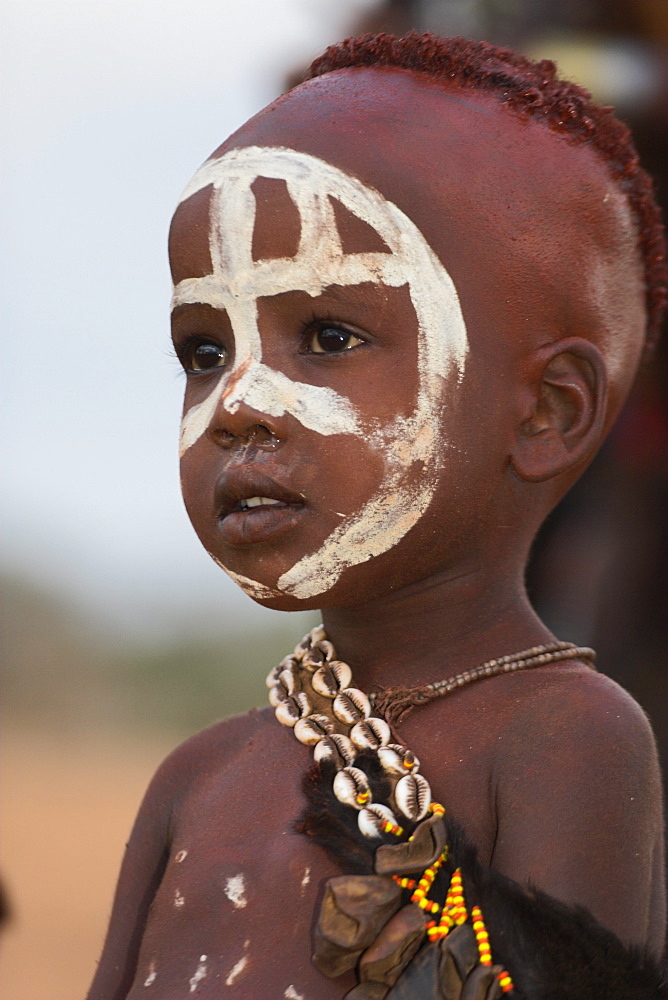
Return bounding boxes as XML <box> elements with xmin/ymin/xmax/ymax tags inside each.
<box><xmin>371</xmin><ymin>640</ymin><xmax>596</xmax><ymax>723</ymax></box>
<box><xmin>269</xmin><ymin>626</ymin><xmax>596</xmax><ymax>996</ymax></box>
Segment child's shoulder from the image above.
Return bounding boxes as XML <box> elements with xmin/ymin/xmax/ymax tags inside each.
<box><xmin>147</xmin><ymin>705</ymin><xmax>282</xmax><ymax>798</ymax></box>
<box><xmin>163</xmin><ymin>704</ymin><xmax>276</xmax><ymax>760</ymax></box>
<box><xmin>490</xmin><ymin>663</ymin><xmax>663</xmax><ymax>860</ymax></box>
<box><xmin>481</xmin><ymin>664</ymin><xmax>664</xmax><ymax>947</ymax></box>
<box><xmin>503</xmin><ymin>664</ymin><xmax>658</xmax><ymax>764</ymax></box>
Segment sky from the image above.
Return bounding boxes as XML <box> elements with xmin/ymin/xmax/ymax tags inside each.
<box><xmin>0</xmin><ymin>0</ymin><xmax>374</xmax><ymax>638</ymax></box>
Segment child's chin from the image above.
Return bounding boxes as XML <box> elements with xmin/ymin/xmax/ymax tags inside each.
<box><xmin>253</xmin><ymin>592</ymin><xmax>322</xmax><ymax>613</ymax></box>
<box><xmin>225</xmin><ymin>568</ymin><xmax>351</xmax><ymax>614</ymax></box>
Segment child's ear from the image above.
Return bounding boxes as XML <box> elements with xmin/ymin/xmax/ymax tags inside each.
<box><xmin>510</xmin><ymin>337</ymin><xmax>608</xmax><ymax>483</ymax></box>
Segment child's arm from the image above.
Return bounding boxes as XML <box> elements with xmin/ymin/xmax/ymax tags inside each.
<box><xmin>85</xmin><ymin>751</ymin><xmax>179</xmax><ymax>1000</ymax></box>
<box><xmin>87</xmin><ymin>727</ymin><xmax>204</xmax><ymax>1000</ymax></box>
<box><xmin>491</xmin><ymin>670</ymin><xmax>665</xmax><ymax>956</ymax></box>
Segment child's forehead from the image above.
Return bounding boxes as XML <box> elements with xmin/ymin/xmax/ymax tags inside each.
<box><xmin>169</xmin><ymin>171</ymin><xmax>394</xmax><ymax>286</ymax></box>
<box><xmin>170</xmin><ymin>68</ymin><xmax>642</xmax><ymax>380</ymax></box>
<box><xmin>172</xmin><ymin>68</ymin><xmax>630</xmax><ymax>278</ymax></box>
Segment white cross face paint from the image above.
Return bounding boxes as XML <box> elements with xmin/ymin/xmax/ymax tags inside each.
<box><xmin>174</xmin><ymin>146</ymin><xmax>468</xmax><ymax>600</ymax></box>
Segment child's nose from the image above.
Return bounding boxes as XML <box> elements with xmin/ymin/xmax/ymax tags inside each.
<box><xmin>206</xmin><ymin>397</ymin><xmax>283</xmax><ymax>452</ymax></box>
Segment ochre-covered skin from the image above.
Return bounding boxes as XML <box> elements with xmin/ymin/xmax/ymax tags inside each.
<box><xmin>87</xmin><ymin>69</ymin><xmax>665</xmax><ymax>1000</ymax></box>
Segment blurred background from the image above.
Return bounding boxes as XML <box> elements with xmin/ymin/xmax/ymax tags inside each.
<box><xmin>1</xmin><ymin>1</ymin><xmax>666</xmax><ymax>995</ymax></box>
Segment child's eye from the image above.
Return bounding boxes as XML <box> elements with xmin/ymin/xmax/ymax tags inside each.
<box><xmin>181</xmin><ymin>340</ymin><xmax>228</xmax><ymax>372</ymax></box>
<box><xmin>305</xmin><ymin>324</ymin><xmax>364</xmax><ymax>354</ymax></box>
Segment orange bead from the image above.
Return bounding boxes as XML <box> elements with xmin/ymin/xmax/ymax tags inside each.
<box><xmin>498</xmin><ymin>972</ymin><xmax>514</xmax><ymax>993</ymax></box>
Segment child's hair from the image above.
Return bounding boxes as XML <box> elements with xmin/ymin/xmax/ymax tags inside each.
<box><xmin>305</xmin><ymin>32</ymin><xmax>667</xmax><ymax>356</ymax></box>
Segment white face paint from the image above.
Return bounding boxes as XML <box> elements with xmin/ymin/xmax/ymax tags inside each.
<box><xmin>174</xmin><ymin>146</ymin><xmax>468</xmax><ymax>600</ymax></box>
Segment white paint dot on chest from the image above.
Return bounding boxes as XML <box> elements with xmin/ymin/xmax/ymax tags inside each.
<box><xmin>225</xmin><ymin>940</ymin><xmax>251</xmax><ymax>986</ymax></box>
<box><xmin>174</xmin><ymin>888</ymin><xmax>185</xmax><ymax>908</ymax></box>
<box><xmin>300</xmin><ymin>867</ymin><xmax>311</xmax><ymax>893</ymax></box>
<box><xmin>189</xmin><ymin>956</ymin><xmax>208</xmax><ymax>994</ymax></box>
<box><xmin>224</xmin><ymin>873</ymin><xmax>247</xmax><ymax>909</ymax></box>
<box><xmin>174</xmin><ymin>849</ymin><xmax>188</xmax><ymax>863</ymax></box>
<box><xmin>284</xmin><ymin>986</ymin><xmax>305</xmax><ymax>1000</ymax></box>
<box><xmin>143</xmin><ymin>961</ymin><xmax>157</xmax><ymax>987</ymax></box>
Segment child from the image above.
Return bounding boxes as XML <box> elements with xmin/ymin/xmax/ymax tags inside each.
<box><xmin>87</xmin><ymin>33</ymin><xmax>667</xmax><ymax>1000</ymax></box>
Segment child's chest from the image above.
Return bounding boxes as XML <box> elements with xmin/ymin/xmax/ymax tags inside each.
<box><xmin>125</xmin><ymin>706</ymin><xmax>498</xmax><ymax>999</ymax></box>
<box><xmin>125</xmin><ymin>732</ymin><xmax>359</xmax><ymax>999</ymax></box>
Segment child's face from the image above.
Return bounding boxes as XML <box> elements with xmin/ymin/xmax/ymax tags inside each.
<box><xmin>171</xmin><ymin>146</ymin><xmax>468</xmax><ymax>606</ymax></box>
<box><xmin>170</xmin><ymin>69</ymin><xmax>641</xmax><ymax>609</ymax></box>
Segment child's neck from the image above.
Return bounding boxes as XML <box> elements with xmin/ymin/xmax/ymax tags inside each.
<box><xmin>321</xmin><ymin>564</ymin><xmax>553</xmax><ymax>694</ymax></box>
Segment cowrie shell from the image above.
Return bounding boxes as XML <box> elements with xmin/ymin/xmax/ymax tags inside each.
<box><xmin>268</xmin><ymin>684</ymin><xmax>288</xmax><ymax>708</ymax></box>
<box><xmin>377</xmin><ymin>745</ymin><xmax>421</xmax><ymax>776</ymax></box>
<box><xmin>311</xmin><ymin>661</ymin><xmax>353</xmax><ymax>698</ymax></box>
<box><xmin>333</xmin><ymin>766</ymin><xmax>371</xmax><ymax>810</ymax></box>
<box><xmin>265</xmin><ymin>664</ymin><xmax>282</xmax><ymax>689</ymax></box>
<box><xmin>294</xmin><ymin>626</ymin><xmax>327</xmax><ymax>659</ymax></box>
<box><xmin>333</xmin><ymin>688</ymin><xmax>371</xmax><ymax>725</ymax></box>
<box><xmin>303</xmin><ymin>640</ymin><xmax>336</xmax><ymax>670</ymax></box>
<box><xmin>278</xmin><ymin>666</ymin><xmax>301</xmax><ymax>696</ymax></box>
<box><xmin>358</xmin><ymin>803</ymin><xmax>400</xmax><ymax>839</ymax></box>
<box><xmin>274</xmin><ymin>692</ymin><xmax>311</xmax><ymax>728</ymax></box>
<box><xmin>313</xmin><ymin>734</ymin><xmax>357</xmax><ymax>769</ymax></box>
<box><xmin>293</xmin><ymin>714</ymin><xmax>335</xmax><ymax>746</ymax></box>
<box><xmin>268</xmin><ymin>664</ymin><xmax>302</xmax><ymax>706</ymax></box>
<box><xmin>350</xmin><ymin>718</ymin><xmax>391</xmax><ymax>750</ymax></box>
<box><xmin>395</xmin><ymin>773</ymin><xmax>432</xmax><ymax>821</ymax></box>
<box><xmin>267</xmin><ymin>655</ymin><xmax>299</xmax><ymax>686</ymax></box>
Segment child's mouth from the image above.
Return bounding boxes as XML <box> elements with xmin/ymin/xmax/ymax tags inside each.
<box><xmin>215</xmin><ymin>472</ymin><xmax>306</xmax><ymax>546</ymax></box>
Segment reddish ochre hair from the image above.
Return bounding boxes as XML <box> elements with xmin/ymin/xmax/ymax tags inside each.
<box><xmin>306</xmin><ymin>32</ymin><xmax>667</xmax><ymax>355</ymax></box>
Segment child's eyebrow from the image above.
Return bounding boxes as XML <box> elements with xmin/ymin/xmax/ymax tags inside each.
<box><xmin>318</xmin><ymin>283</ymin><xmax>379</xmax><ymax>302</ymax></box>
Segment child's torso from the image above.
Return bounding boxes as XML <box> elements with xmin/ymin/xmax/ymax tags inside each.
<box><xmin>124</xmin><ymin>702</ymin><xmax>499</xmax><ymax>999</ymax></box>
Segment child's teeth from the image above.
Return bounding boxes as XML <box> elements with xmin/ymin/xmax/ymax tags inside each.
<box><xmin>245</xmin><ymin>496</ymin><xmax>281</xmax><ymax>508</ymax></box>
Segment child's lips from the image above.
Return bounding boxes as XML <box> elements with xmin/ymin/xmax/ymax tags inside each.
<box><xmin>214</xmin><ymin>468</ymin><xmax>306</xmax><ymax>546</ymax></box>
